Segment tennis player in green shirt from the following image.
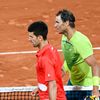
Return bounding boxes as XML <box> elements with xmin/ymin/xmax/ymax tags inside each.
<box><xmin>54</xmin><ymin>9</ymin><xmax>100</xmax><ymax>100</ymax></box>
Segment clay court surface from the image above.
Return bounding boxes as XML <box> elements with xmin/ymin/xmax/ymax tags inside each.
<box><xmin>0</xmin><ymin>0</ymin><xmax>100</xmax><ymax>87</ymax></box>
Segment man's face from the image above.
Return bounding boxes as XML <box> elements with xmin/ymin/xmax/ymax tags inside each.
<box><xmin>54</xmin><ymin>15</ymin><xmax>67</xmax><ymax>34</ymax></box>
<box><xmin>28</xmin><ymin>32</ymin><xmax>40</xmax><ymax>47</ymax></box>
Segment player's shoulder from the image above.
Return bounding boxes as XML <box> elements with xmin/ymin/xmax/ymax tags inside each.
<box><xmin>74</xmin><ymin>31</ymin><xmax>89</xmax><ymax>40</ymax></box>
<box><xmin>48</xmin><ymin>44</ymin><xmax>58</xmax><ymax>54</ymax></box>
<box><xmin>71</xmin><ymin>31</ymin><xmax>91</xmax><ymax>45</ymax></box>
<box><xmin>43</xmin><ymin>44</ymin><xmax>57</xmax><ymax>56</ymax></box>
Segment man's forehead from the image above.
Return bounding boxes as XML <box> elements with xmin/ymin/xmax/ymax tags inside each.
<box><xmin>29</xmin><ymin>32</ymin><xmax>34</xmax><ymax>36</ymax></box>
<box><xmin>56</xmin><ymin>15</ymin><xmax>62</xmax><ymax>21</ymax></box>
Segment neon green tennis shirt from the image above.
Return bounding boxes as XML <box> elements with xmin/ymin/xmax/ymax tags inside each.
<box><xmin>62</xmin><ymin>31</ymin><xmax>93</xmax><ymax>86</ymax></box>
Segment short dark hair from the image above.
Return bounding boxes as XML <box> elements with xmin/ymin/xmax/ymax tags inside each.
<box><xmin>28</xmin><ymin>21</ymin><xmax>48</xmax><ymax>40</ymax></box>
<box><xmin>56</xmin><ymin>9</ymin><xmax>75</xmax><ymax>28</ymax></box>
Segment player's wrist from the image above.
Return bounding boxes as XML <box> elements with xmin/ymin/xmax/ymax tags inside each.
<box><xmin>93</xmin><ymin>76</ymin><xmax>99</xmax><ymax>86</ymax></box>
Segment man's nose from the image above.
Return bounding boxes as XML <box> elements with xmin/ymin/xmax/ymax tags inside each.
<box><xmin>28</xmin><ymin>37</ymin><xmax>31</xmax><ymax>42</ymax></box>
<box><xmin>54</xmin><ymin>23</ymin><xmax>57</xmax><ymax>28</ymax></box>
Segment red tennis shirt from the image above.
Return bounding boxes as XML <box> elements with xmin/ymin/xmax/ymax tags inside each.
<box><xmin>36</xmin><ymin>44</ymin><xmax>66</xmax><ymax>100</ymax></box>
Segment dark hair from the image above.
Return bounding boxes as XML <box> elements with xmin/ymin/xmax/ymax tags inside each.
<box><xmin>56</xmin><ymin>9</ymin><xmax>75</xmax><ymax>28</ymax></box>
<box><xmin>28</xmin><ymin>21</ymin><xmax>48</xmax><ymax>40</ymax></box>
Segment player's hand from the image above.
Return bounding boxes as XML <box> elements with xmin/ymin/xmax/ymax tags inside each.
<box><xmin>84</xmin><ymin>95</ymin><xmax>99</xmax><ymax>100</ymax></box>
<box><xmin>92</xmin><ymin>86</ymin><xmax>99</xmax><ymax>99</ymax></box>
<box><xmin>31</xmin><ymin>88</ymin><xmax>39</xmax><ymax>96</ymax></box>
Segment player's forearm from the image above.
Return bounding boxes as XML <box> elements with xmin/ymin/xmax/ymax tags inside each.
<box><xmin>92</xmin><ymin>64</ymin><xmax>99</xmax><ymax>76</ymax></box>
<box><xmin>92</xmin><ymin>64</ymin><xmax>99</xmax><ymax>97</ymax></box>
<box><xmin>85</xmin><ymin>55</ymin><xmax>99</xmax><ymax>96</ymax></box>
<box><xmin>91</xmin><ymin>65</ymin><xmax>99</xmax><ymax>87</ymax></box>
<box><xmin>85</xmin><ymin>55</ymin><xmax>99</xmax><ymax>76</ymax></box>
<box><xmin>48</xmin><ymin>81</ymin><xmax>57</xmax><ymax>100</ymax></box>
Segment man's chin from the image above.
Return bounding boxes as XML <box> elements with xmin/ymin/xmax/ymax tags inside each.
<box><xmin>33</xmin><ymin>44</ymin><xmax>37</xmax><ymax>47</ymax></box>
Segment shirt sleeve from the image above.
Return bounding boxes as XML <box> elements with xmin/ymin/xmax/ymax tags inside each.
<box><xmin>75</xmin><ymin>38</ymin><xmax>93</xmax><ymax>59</ymax></box>
<box><xmin>42</xmin><ymin>57</ymin><xmax>56</xmax><ymax>82</ymax></box>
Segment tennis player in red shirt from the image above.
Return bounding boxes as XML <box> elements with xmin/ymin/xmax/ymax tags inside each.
<box><xmin>28</xmin><ymin>21</ymin><xmax>66</xmax><ymax>100</ymax></box>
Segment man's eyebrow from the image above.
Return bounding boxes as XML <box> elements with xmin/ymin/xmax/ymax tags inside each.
<box><xmin>56</xmin><ymin>21</ymin><xmax>59</xmax><ymax>23</ymax></box>
<box><xmin>29</xmin><ymin>35</ymin><xmax>33</xmax><ymax>38</ymax></box>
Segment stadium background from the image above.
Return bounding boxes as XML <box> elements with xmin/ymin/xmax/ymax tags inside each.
<box><xmin>0</xmin><ymin>0</ymin><xmax>100</xmax><ymax>87</ymax></box>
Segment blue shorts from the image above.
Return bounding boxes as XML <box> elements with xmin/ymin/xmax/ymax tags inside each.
<box><xmin>66</xmin><ymin>80</ymin><xmax>92</xmax><ymax>100</ymax></box>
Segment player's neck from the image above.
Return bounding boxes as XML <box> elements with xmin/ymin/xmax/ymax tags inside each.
<box><xmin>64</xmin><ymin>28</ymin><xmax>76</xmax><ymax>41</ymax></box>
<box><xmin>39</xmin><ymin>40</ymin><xmax>48</xmax><ymax>50</ymax></box>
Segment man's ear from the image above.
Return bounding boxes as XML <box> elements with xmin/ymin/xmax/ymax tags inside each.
<box><xmin>38</xmin><ymin>35</ymin><xmax>43</xmax><ymax>41</ymax></box>
<box><xmin>65</xmin><ymin>20</ymin><xmax>69</xmax><ymax>26</ymax></box>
